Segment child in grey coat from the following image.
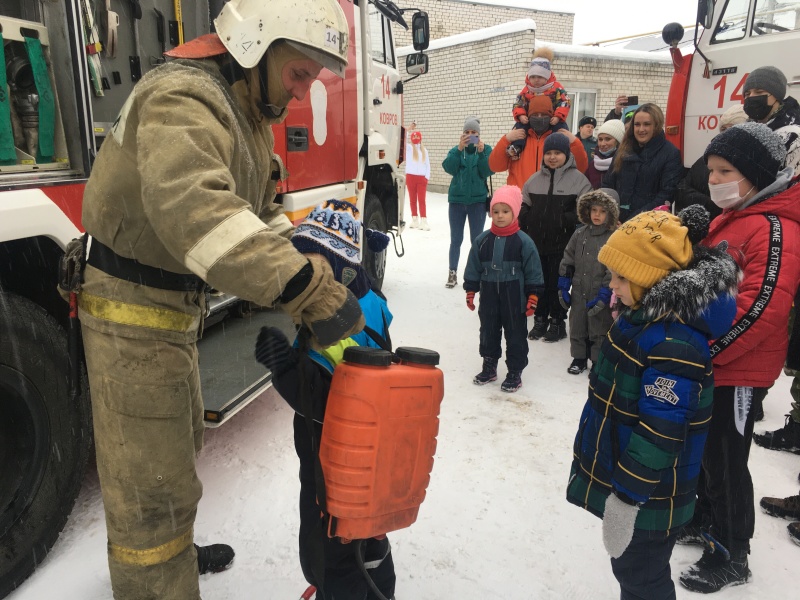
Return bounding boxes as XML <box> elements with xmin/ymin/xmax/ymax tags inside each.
<box><xmin>558</xmin><ymin>188</ymin><xmax>620</xmax><ymax>374</ymax></box>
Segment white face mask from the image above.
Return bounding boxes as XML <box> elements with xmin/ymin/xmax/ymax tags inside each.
<box><xmin>708</xmin><ymin>178</ymin><xmax>754</xmax><ymax>209</ymax></box>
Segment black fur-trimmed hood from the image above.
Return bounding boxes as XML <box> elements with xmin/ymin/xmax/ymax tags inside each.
<box><xmin>578</xmin><ymin>189</ymin><xmax>619</xmax><ymax>230</ymax></box>
<box><xmin>638</xmin><ymin>244</ymin><xmax>740</xmax><ymax>337</ymax></box>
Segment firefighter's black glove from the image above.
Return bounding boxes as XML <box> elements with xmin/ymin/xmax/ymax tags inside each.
<box><xmin>255</xmin><ymin>326</ymin><xmax>296</xmax><ymax>377</ymax></box>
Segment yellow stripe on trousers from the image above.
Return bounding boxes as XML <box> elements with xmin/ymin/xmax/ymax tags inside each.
<box><xmin>78</xmin><ymin>292</ymin><xmax>195</xmax><ymax>332</ymax></box>
<box><xmin>108</xmin><ymin>528</ymin><xmax>194</xmax><ymax>567</ymax></box>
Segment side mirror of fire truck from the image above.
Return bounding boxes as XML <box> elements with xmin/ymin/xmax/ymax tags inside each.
<box><xmin>406</xmin><ymin>52</ymin><xmax>429</xmax><ymax>76</ymax></box>
<box><xmin>698</xmin><ymin>0</ymin><xmax>714</xmax><ymax>29</ymax></box>
<box><xmin>411</xmin><ymin>11</ymin><xmax>429</xmax><ymax>51</ymax></box>
<box><xmin>661</xmin><ymin>22</ymin><xmax>685</xmax><ymax>48</ymax></box>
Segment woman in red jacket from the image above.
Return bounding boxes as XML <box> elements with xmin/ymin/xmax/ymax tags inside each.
<box><xmin>679</xmin><ymin>122</ymin><xmax>800</xmax><ymax>594</ymax></box>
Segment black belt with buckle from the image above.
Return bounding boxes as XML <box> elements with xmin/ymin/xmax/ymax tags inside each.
<box><xmin>87</xmin><ymin>238</ymin><xmax>206</xmax><ymax>292</ymax></box>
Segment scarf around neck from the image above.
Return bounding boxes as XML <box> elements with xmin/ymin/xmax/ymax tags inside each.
<box><xmin>491</xmin><ymin>221</ymin><xmax>520</xmax><ymax>236</ymax></box>
<box><xmin>527</xmin><ymin>81</ymin><xmax>555</xmax><ymax>95</ymax></box>
<box><xmin>593</xmin><ymin>153</ymin><xmax>614</xmax><ymax>172</ymax></box>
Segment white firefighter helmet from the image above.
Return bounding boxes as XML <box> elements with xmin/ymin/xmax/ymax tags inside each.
<box><xmin>214</xmin><ymin>0</ymin><xmax>349</xmax><ymax>77</ymax></box>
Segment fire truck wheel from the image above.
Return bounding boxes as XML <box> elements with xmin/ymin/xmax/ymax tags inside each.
<box><xmin>0</xmin><ymin>292</ymin><xmax>92</xmax><ymax>598</ymax></box>
<box><xmin>363</xmin><ymin>194</ymin><xmax>387</xmax><ymax>290</ymax></box>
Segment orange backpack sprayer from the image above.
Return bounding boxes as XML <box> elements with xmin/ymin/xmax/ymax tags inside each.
<box><xmin>319</xmin><ymin>345</ymin><xmax>444</xmax><ymax>540</ymax></box>
<box><xmin>296</xmin><ymin>328</ymin><xmax>444</xmax><ymax>600</ymax></box>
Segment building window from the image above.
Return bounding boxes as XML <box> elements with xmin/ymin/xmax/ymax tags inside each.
<box><xmin>566</xmin><ymin>91</ymin><xmax>597</xmax><ymax>133</ymax></box>
<box><xmin>752</xmin><ymin>0</ymin><xmax>800</xmax><ymax>36</ymax></box>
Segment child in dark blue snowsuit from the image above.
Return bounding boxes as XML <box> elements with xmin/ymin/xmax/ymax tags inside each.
<box><xmin>463</xmin><ymin>185</ymin><xmax>544</xmax><ymax>392</ymax></box>
<box><xmin>254</xmin><ymin>200</ymin><xmax>396</xmax><ymax>600</ymax></box>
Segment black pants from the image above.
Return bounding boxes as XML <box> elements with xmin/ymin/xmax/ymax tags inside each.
<box><xmin>478</xmin><ymin>284</ymin><xmax>529</xmax><ymax>372</ymax></box>
<box><xmin>294</xmin><ymin>415</ymin><xmax>396</xmax><ymax>600</ymax></box>
<box><xmin>699</xmin><ymin>385</ymin><xmax>768</xmax><ymax>550</ymax></box>
<box><xmin>534</xmin><ymin>253</ymin><xmax>567</xmax><ymax>322</ymax></box>
<box><xmin>610</xmin><ymin>529</ymin><xmax>679</xmax><ymax>600</ymax></box>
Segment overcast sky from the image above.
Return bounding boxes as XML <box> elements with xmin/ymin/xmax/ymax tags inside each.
<box><xmin>453</xmin><ymin>0</ymin><xmax>701</xmax><ymax>44</ymax></box>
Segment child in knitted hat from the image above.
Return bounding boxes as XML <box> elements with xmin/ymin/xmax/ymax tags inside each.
<box><xmin>674</xmin><ymin>104</ymin><xmax>748</xmax><ymax>219</ymax></box>
<box><xmin>463</xmin><ymin>185</ymin><xmax>544</xmax><ymax>392</ymax></box>
<box><xmin>567</xmin><ymin>206</ymin><xmax>739</xmax><ymax>600</ymax></box>
<box><xmin>557</xmin><ymin>189</ymin><xmax>619</xmax><ymax>375</ymax></box>
<box><xmin>677</xmin><ymin>122</ymin><xmax>800</xmax><ymax>593</ymax></box>
<box><xmin>508</xmin><ymin>47</ymin><xmax>571</xmax><ymax>160</ymax></box>
<box><xmin>254</xmin><ymin>199</ymin><xmax>397</xmax><ymax>600</ymax></box>
<box><xmin>519</xmin><ymin>131</ymin><xmax>592</xmax><ymax>342</ymax></box>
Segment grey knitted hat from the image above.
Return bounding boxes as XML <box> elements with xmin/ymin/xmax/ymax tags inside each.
<box><xmin>744</xmin><ymin>66</ymin><xmax>787</xmax><ymax>101</ymax></box>
<box><xmin>704</xmin><ymin>122</ymin><xmax>787</xmax><ymax>191</ymax></box>
<box><xmin>463</xmin><ymin>115</ymin><xmax>481</xmax><ymax>133</ymax></box>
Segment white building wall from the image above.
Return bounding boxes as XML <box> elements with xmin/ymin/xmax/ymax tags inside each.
<box><xmin>392</xmin><ymin>0</ymin><xmax>574</xmax><ymax>47</ymax></box>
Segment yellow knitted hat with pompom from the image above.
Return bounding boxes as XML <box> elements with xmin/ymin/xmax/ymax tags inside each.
<box><xmin>598</xmin><ymin>211</ymin><xmax>693</xmax><ymax>291</ymax></box>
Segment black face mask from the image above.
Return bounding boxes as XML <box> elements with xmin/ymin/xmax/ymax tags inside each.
<box><xmin>529</xmin><ymin>116</ymin><xmax>550</xmax><ymax>135</ymax></box>
<box><xmin>744</xmin><ymin>94</ymin><xmax>775</xmax><ymax>121</ymax></box>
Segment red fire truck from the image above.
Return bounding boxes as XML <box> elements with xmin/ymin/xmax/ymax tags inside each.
<box><xmin>0</xmin><ymin>0</ymin><xmax>429</xmax><ymax>595</ymax></box>
<box><xmin>662</xmin><ymin>0</ymin><xmax>800</xmax><ymax>166</ymax></box>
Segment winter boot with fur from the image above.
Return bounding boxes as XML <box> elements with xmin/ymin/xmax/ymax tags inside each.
<box><xmin>679</xmin><ymin>537</ymin><xmax>751</xmax><ymax>594</ymax></box>
<box><xmin>528</xmin><ymin>316</ymin><xmax>547</xmax><ymax>340</ymax></box>
<box><xmin>760</xmin><ymin>494</ymin><xmax>800</xmax><ymax>520</ymax></box>
<box><xmin>410</xmin><ymin>216</ymin><xmax>419</xmax><ymax>229</ymax></box>
<box><xmin>567</xmin><ymin>358</ymin><xmax>587</xmax><ymax>375</ymax></box>
<box><xmin>473</xmin><ymin>357</ymin><xmax>498</xmax><ymax>385</ymax></box>
<box><xmin>543</xmin><ymin>318</ymin><xmax>567</xmax><ymax>343</ymax></box>
<box><xmin>753</xmin><ymin>414</ymin><xmax>800</xmax><ymax>453</ymax></box>
<box><xmin>196</xmin><ymin>543</ymin><xmax>235</xmax><ymax>574</ymax></box>
<box><xmin>500</xmin><ymin>371</ymin><xmax>522</xmax><ymax>393</ymax></box>
<box><xmin>420</xmin><ymin>217</ymin><xmax>431</xmax><ymax>231</ymax></box>
<box><xmin>445</xmin><ymin>270</ymin><xmax>457</xmax><ymax>289</ymax></box>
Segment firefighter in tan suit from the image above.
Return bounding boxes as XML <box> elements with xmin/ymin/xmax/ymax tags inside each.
<box><xmin>76</xmin><ymin>1</ymin><xmax>361</xmax><ymax>597</ymax></box>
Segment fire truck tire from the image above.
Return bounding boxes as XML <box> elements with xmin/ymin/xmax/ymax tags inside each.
<box><xmin>363</xmin><ymin>193</ymin><xmax>387</xmax><ymax>290</ymax></box>
<box><xmin>0</xmin><ymin>292</ymin><xmax>92</xmax><ymax>599</ymax></box>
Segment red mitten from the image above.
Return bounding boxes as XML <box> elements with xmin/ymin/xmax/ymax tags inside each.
<box><xmin>466</xmin><ymin>291</ymin><xmax>476</xmax><ymax>311</ymax></box>
<box><xmin>525</xmin><ymin>294</ymin><xmax>538</xmax><ymax>317</ymax></box>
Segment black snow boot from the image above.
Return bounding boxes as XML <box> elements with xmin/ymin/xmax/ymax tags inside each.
<box><xmin>500</xmin><ymin>371</ymin><xmax>522</xmax><ymax>393</ymax></box>
<box><xmin>676</xmin><ymin>522</ymin><xmax>706</xmax><ymax>546</ymax></box>
<box><xmin>679</xmin><ymin>538</ymin><xmax>750</xmax><ymax>594</ymax></box>
<box><xmin>196</xmin><ymin>543</ymin><xmax>235</xmax><ymax>574</ymax></box>
<box><xmin>528</xmin><ymin>316</ymin><xmax>547</xmax><ymax>340</ymax></box>
<box><xmin>753</xmin><ymin>414</ymin><xmax>800</xmax><ymax>454</ymax></box>
<box><xmin>567</xmin><ymin>358</ymin><xmax>587</xmax><ymax>375</ymax></box>
<box><xmin>543</xmin><ymin>318</ymin><xmax>567</xmax><ymax>343</ymax></box>
<box><xmin>473</xmin><ymin>357</ymin><xmax>498</xmax><ymax>385</ymax></box>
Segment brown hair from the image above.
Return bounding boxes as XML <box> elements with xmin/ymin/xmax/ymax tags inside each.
<box><xmin>612</xmin><ymin>103</ymin><xmax>665</xmax><ymax>173</ymax></box>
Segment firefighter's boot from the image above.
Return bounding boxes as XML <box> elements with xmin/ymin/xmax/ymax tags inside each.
<box><xmin>196</xmin><ymin>543</ymin><xmax>235</xmax><ymax>574</ymax></box>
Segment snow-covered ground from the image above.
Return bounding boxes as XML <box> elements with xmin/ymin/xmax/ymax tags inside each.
<box><xmin>10</xmin><ymin>192</ymin><xmax>798</xmax><ymax>599</ymax></box>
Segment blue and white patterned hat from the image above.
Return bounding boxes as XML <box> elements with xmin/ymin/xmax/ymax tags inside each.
<box><xmin>292</xmin><ymin>199</ymin><xmax>362</xmax><ymax>286</ymax></box>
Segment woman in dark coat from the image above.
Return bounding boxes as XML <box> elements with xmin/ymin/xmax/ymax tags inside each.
<box><xmin>603</xmin><ymin>103</ymin><xmax>682</xmax><ymax>221</ymax></box>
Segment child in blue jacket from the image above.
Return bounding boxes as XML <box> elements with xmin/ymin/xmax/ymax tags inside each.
<box><xmin>463</xmin><ymin>185</ymin><xmax>544</xmax><ymax>392</ymax></box>
<box><xmin>566</xmin><ymin>207</ymin><xmax>739</xmax><ymax>600</ymax></box>
<box><xmin>254</xmin><ymin>200</ymin><xmax>395</xmax><ymax>600</ymax></box>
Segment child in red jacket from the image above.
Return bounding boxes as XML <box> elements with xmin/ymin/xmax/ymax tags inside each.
<box><xmin>679</xmin><ymin>122</ymin><xmax>800</xmax><ymax>593</ymax></box>
<box><xmin>508</xmin><ymin>46</ymin><xmax>571</xmax><ymax>159</ymax></box>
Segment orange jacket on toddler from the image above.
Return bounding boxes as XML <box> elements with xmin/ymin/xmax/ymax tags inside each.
<box><xmin>512</xmin><ymin>47</ymin><xmax>570</xmax><ymax>124</ymax></box>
